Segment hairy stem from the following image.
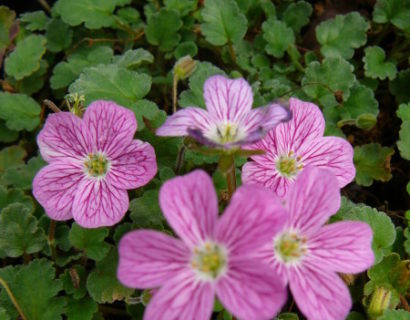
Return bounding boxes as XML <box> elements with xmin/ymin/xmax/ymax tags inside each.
<box><xmin>48</xmin><ymin>220</ymin><xmax>57</xmax><ymax>261</ymax></box>
<box><xmin>43</xmin><ymin>99</ymin><xmax>61</xmax><ymax>113</ymax></box>
<box><xmin>227</xmin><ymin>41</ymin><xmax>237</xmax><ymax>65</ymax></box>
<box><xmin>174</xmin><ymin>145</ymin><xmax>185</xmax><ymax>174</ymax></box>
<box><xmin>226</xmin><ymin>159</ymin><xmax>236</xmax><ymax>199</ymax></box>
<box><xmin>0</xmin><ymin>276</ymin><xmax>27</xmax><ymax>320</ymax></box>
<box><xmin>172</xmin><ymin>74</ymin><xmax>179</xmax><ymax>113</ymax></box>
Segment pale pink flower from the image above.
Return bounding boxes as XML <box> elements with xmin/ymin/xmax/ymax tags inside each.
<box><xmin>117</xmin><ymin>170</ymin><xmax>288</xmax><ymax>320</ymax></box>
<box><xmin>156</xmin><ymin>75</ymin><xmax>291</xmax><ymax>149</ymax></box>
<box><xmin>33</xmin><ymin>100</ymin><xmax>157</xmax><ymax>228</ymax></box>
<box><xmin>242</xmin><ymin>98</ymin><xmax>355</xmax><ymax>198</ymax></box>
<box><xmin>257</xmin><ymin>167</ymin><xmax>374</xmax><ymax>320</ymax></box>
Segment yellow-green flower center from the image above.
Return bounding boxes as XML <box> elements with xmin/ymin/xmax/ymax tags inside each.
<box><xmin>275</xmin><ymin>151</ymin><xmax>303</xmax><ymax>178</ymax></box>
<box><xmin>274</xmin><ymin>231</ymin><xmax>308</xmax><ymax>265</ymax></box>
<box><xmin>206</xmin><ymin>122</ymin><xmax>245</xmax><ymax>145</ymax></box>
<box><xmin>84</xmin><ymin>153</ymin><xmax>109</xmax><ymax>178</ymax></box>
<box><xmin>191</xmin><ymin>242</ymin><xmax>227</xmax><ymax>280</ymax></box>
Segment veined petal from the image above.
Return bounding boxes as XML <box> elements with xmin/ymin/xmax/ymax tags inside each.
<box><xmin>286</xmin><ymin>167</ymin><xmax>341</xmax><ymax>235</ymax></box>
<box><xmin>37</xmin><ymin>112</ymin><xmax>91</xmax><ymax>162</ymax></box>
<box><xmin>289</xmin><ymin>266</ymin><xmax>351</xmax><ymax>320</ymax></box>
<box><xmin>216</xmin><ymin>258</ymin><xmax>287</xmax><ymax>320</ymax></box>
<box><xmin>159</xmin><ymin>170</ymin><xmax>218</xmax><ymax>248</ymax></box>
<box><xmin>203</xmin><ymin>76</ymin><xmax>253</xmax><ymax>123</ymax></box>
<box><xmin>109</xmin><ymin>140</ymin><xmax>157</xmax><ymax>190</ymax></box>
<box><xmin>117</xmin><ymin>230</ymin><xmax>190</xmax><ymax>288</ymax></box>
<box><xmin>156</xmin><ymin>107</ymin><xmax>211</xmax><ymax>137</ymax></box>
<box><xmin>307</xmin><ymin>222</ymin><xmax>374</xmax><ymax>273</ymax></box>
<box><xmin>83</xmin><ymin>100</ymin><xmax>137</xmax><ymax>158</ymax></box>
<box><xmin>144</xmin><ymin>271</ymin><xmax>214</xmax><ymax>320</ymax></box>
<box><xmin>298</xmin><ymin>137</ymin><xmax>356</xmax><ymax>187</ymax></box>
<box><xmin>216</xmin><ymin>185</ymin><xmax>287</xmax><ymax>256</ymax></box>
<box><xmin>32</xmin><ymin>161</ymin><xmax>83</xmax><ymax>220</ymax></box>
<box><xmin>72</xmin><ymin>178</ymin><xmax>128</xmax><ymax>228</ymax></box>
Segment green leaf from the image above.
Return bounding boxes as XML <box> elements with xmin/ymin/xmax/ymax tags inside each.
<box><xmin>129</xmin><ymin>99</ymin><xmax>162</xmax><ymax>131</ymax></box>
<box><xmin>86</xmin><ymin>249</ymin><xmax>134</xmax><ymax>303</ymax></box>
<box><xmin>55</xmin><ymin>0</ymin><xmax>130</xmax><ymax>29</ymax></box>
<box><xmin>0</xmin><ymin>259</ymin><xmax>64</xmax><ymax>320</ymax></box>
<box><xmin>113</xmin><ymin>48</ymin><xmax>154</xmax><ymax>69</ymax></box>
<box><xmin>282</xmin><ymin>1</ymin><xmax>312</xmax><ymax>34</ymax></box>
<box><xmin>354</xmin><ymin>143</ymin><xmax>394</xmax><ymax>187</ymax></box>
<box><xmin>50</xmin><ymin>46</ymin><xmax>114</xmax><ymax>90</ymax></box>
<box><xmin>0</xmin><ymin>307</ymin><xmax>10</xmax><ymax>320</ymax></box>
<box><xmin>0</xmin><ymin>185</ymin><xmax>34</xmax><ymax>212</ymax></box>
<box><xmin>389</xmin><ymin>69</ymin><xmax>410</xmax><ymax>104</ymax></box>
<box><xmin>129</xmin><ymin>190</ymin><xmax>165</xmax><ymax>228</ymax></box>
<box><xmin>10</xmin><ymin>59</ymin><xmax>48</xmax><ymax>95</ymax></box>
<box><xmin>0</xmin><ymin>92</ymin><xmax>41</xmax><ymax>131</ymax></box>
<box><xmin>66</xmin><ymin>297</ymin><xmax>98</xmax><ymax>320</ymax></box>
<box><xmin>165</xmin><ymin>0</ymin><xmax>197</xmax><ymax>16</ymax></box>
<box><xmin>0</xmin><ymin>6</ymin><xmax>15</xmax><ymax>49</ymax></box>
<box><xmin>0</xmin><ymin>203</ymin><xmax>45</xmax><ymax>257</ymax></box>
<box><xmin>262</xmin><ymin>19</ymin><xmax>295</xmax><ymax>58</ymax></box>
<box><xmin>179</xmin><ymin>61</ymin><xmax>224</xmax><ymax>108</ymax></box>
<box><xmin>145</xmin><ymin>9</ymin><xmax>182</xmax><ymax>52</ymax></box>
<box><xmin>302</xmin><ymin>57</ymin><xmax>355</xmax><ymax>107</ymax></box>
<box><xmin>0</xmin><ymin>145</ymin><xmax>26</xmax><ymax>173</ymax></box>
<box><xmin>20</xmin><ymin>11</ymin><xmax>49</xmax><ymax>31</ymax></box>
<box><xmin>201</xmin><ymin>0</ymin><xmax>247</xmax><ymax>46</ymax></box>
<box><xmin>334</xmin><ymin>198</ymin><xmax>396</xmax><ymax>263</ymax></box>
<box><xmin>373</xmin><ymin>0</ymin><xmax>410</xmax><ymax>32</ymax></box>
<box><xmin>378</xmin><ymin>310</ymin><xmax>410</xmax><ymax>320</ymax></box>
<box><xmin>69</xmin><ymin>64</ymin><xmax>151</xmax><ymax>107</ymax></box>
<box><xmin>363</xmin><ymin>46</ymin><xmax>397</xmax><ymax>80</ymax></box>
<box><xmin>4</xmin><ymin>34</ymin><xmax>46</xmax><ymax>80</ymax></box>
<box><xmin>397</xmin><ymin>103</ymin><xmax>410</xmax><ymax>160</ymax></box>
<box><xmin>1</xmin><ymin>155</ymin><xmax>46</xmax><ymax>190</ymax></box>
<box><xmin>175</xmin><ymin>41</ymin><xmax>198</xmax><ymax>59</ymax></box>
<box><xmin>0</xmin><ymin>121</ymin><xmax>18</xmax><ymax>143</ymax></box>
<box><xmin>60</xmin><ymin>265</ymin><xmax>87</xmax><ymax>300</ymax></box>
<box><xmin>316</xmin><ymin>12</ymin><xmax>369</xmax><ymax>59</ymax></box>
<box><xmin>69</xmin><ymin>223</ymin><xmax>110</xmax><ymax>261</ymax></box>
<box><xmin>45</xmin><ymin>19</ymin><xmax>73</xmax><ymax>53</ymax></box>
<box><xmin>276</xmin><ymin>312</ymin><xmax>299</xmax><ymax>320</ymax></box>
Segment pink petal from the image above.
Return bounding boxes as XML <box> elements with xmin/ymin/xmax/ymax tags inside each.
<box><xmin>83</xmin><ymin>100</ymin><xmax>137</xmax><ymax>158</ymax></box>
<box><xmin>203</xmin><ymin>75</ymin><xmax>253</xmax><ymax>123</ymax></box>
<box><xmin>117</xmin><ymin>230</ymin><xmax>190</xmax><ymax>288</ymax></box>
<box><xmin>108</xmin><ymin>140</ymin><xmax>157</xmax><ymax>190</ymax></box>
<box><xmin>307</xmin><ymin>221</ymin><xmax>374</xmax><ymax>273</ymax></box>
<box><xmin>156</xmin><ymin>107</ymin><xmax>211</xmax><ymax>136</ymax></box>
<box><xmin>144</xmin><ymin>271</ymin><xmax>214</xmax><ymax>320</ymax></box>
<box><xmin>255</xmin><ymin>243</ymin><xmax>289</xmax><ymax>285</ymax></box>
<box><xmin>286</xmin><ymin>167</ymin><xmax>341</xmax><ymax>235</ymax></box>
<box><xmin>159</xmin><ymin>170</ymin><xmax>218</xmax><ymax>248</ymax></box>
<box><xmin>72</xmin><ymin>178</ymin><xmax>129</xmax><ymax>228</ymax></box>
<box><xmin>37</xmin><ymin>112</ymin><xmax>91</xmax><ymax>163</ymax></box>
<box><xmin>289</xmin><ymin>266</ymin><xmax>352</xmax><ymax>320</ymax></box>
<box><xmin>298</xmin><ymin>137</ymin><xmax>356</xmax><ymax>187</ymax></box>
<box><xmin>216</xmin><ymin>258</ymin><xmax>287</xmax><ymax>320</ymax></box>
<box><xmin>32</xmin><ymin>161</ymin><xmax>83</xmax><ymax>220</ymax></box>
<box><xmin>216</xmin><ymin>185</ymin><xmax>287</xmax><ymax>256</ymax></box>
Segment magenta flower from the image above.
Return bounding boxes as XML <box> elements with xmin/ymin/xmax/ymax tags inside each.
<box><xmin>242</xmin><ymin>98</ymin><xmax>355</xmax><ymax>198</ymax></box>
<box><xmin>117</xmin><ymin>170</ymin><xmax>288</xmax><ymax>320</ymax></box>
<box><xmin>33</xmin><ymin>100</ymin><xmax>157</xmax><ymax>228</ymax></box>
<box><xmin>156</xmin><ymin>75</ymin><xmax>292</xmax><ymax>149</ymax></box>
<box><xmin>257</xmin><ymin>167</ymin><xmax>374</xmax><ymax>320</ymax></box>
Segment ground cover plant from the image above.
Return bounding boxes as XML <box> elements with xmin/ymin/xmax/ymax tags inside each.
<box><xmin>0</xmin><ymin>0</ymin><xmax>409</xmax><ymax>319</ymax></box>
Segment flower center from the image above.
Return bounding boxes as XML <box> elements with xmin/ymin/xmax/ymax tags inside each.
<box><xmin>84</xmin><ymin>153</ymin><xmax>109</xmax><ymax>178</ymax></box>
<box><xmin>207</xmin><ymin>122</ymin><xmax>245</xmax><ymax>144</ymax></box>
<box><xmin>191</xmin><ymin>242</ymin><xmax>227</xmax><ymax>280</ymax></box>
<box><xmin>274</xmin><ymin>231</ymin><xmax>308</xmax><ymax>265</ymax></box>
<box><xmin>275</xmin><ymin>151</ymin><xmax>303</xmax><ymax>178</ymax></box>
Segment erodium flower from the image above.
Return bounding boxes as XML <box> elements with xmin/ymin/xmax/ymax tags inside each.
<box><xmin>33</xmin><ymin>100</ymin><xmax>157</xmax><ymax>228</ymax></box>
<box><xmin>257</xmin><ymin>167</ymin><xmax>374</xmax><ymax>320</ymax></box>
<box><xmin>117</xmin><ymin>170</ymin><xmax>288</xmax><ymax>320</ymax></box>
<box><xmin>156</xmin><ymin>75</ymin><xmax>292</xmax><ymax>149</ymax></box>
<box><xmin>242</xmin><ymin>98</ymin><xmax>355</xmax><ymax>198</ymax></box>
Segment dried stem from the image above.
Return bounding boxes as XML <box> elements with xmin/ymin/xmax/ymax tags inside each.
<box><xmin>0</xmin><ymin>276</ymin><xmax>27</xmax><ymax>320</ymax></box>
<box><xmin>172</xmin><ymin>73</ymin><xmax>179</xmax><ymax>113</ymax></box>
<box><xmin>37</xmin><ymin>0</ymin><xmax>51</xmax><ymax>13</ymax></box>
<box><xmin>43</xmin><ymin>99</ymin><xmax>61</xmax><ymax>113</ymax></box>
<box><xmin>48</xmin><ymin>220</ymin><xmax>57</xmax><ymax>261</ymax></box>
<box><xmin>400</xmin><ymin>295</ymin><xmax>410</xmax><ymax>312</ymax></box>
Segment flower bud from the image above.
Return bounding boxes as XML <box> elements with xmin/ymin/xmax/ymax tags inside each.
<box><xmin>173</xmin><ymin>56</ymin><xmax>196</xmax><ymax>80</ymax></box>
<box><xmin>367</xmin><ymin>286</ymin><xmax>392</xmax><ymax>318</ymax></box>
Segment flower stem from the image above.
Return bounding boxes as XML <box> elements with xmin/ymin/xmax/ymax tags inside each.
<box><xmin>227</xmin><ymin>41</ymin><xmax>237</xmax><ymax>64</ymax></box>
<box><xmin>174</xmin><ymin>145</ymin><xmax>185</xmax><ymax>174</ymax></box>
<box><xmin>48</xmin><ymin>220</ymin><xmax>57</xmax><ymax>261</ymax></box>
<box><xmin>172</xmin><ymin>73</ymin><xmax>179</xmax><ymax>113</ymax></box>
<box><xmin>43</xmin><ymin>99</ymin><xmax>61</xmax><ymax>113</ymax></box>
<box><xmin>225</xmin><ymin>156</ymin><xmax>236</xmax><ymax>199</ymax></box>
<box><xmin>0</xmin><ymin>276</ymin><xmax>27</xmax><ymax>320</ymax></box>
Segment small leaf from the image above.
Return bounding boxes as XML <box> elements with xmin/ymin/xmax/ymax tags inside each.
<box><xmin>262</xmin><ymin>19</ymin><xmax>295</xmax><ymax>58</ymax></box>
<box><xmin>316</xmin><ymin>12</ymin><xmax>369</xmax><ymax>59</ymax></box>
<box><xmin>175</xmin><ymin>41</ymin><xmax>198</xmax><ymax>59</ymax></box>
<box><xmin>113</xmin><ymin>48</ymin><xmax>154</xmax><ymax>69</ymax></box>
<box><xmin>164</xmin><ymin>0</ymin><xmax>197</xmax><ymax>16</ymax></box>
<box><xmin>145</xmin><ymin>9</ymin><xmax>182</xmax><ymax>52</ymax></box>
<box><xmin>1</xmin><ymin>155</ymin><xmax>46</xmax><ymax>189</ymax></box>
<box><xmin>0</xmin><ymin>6</ymin><xmax>15</xmax><ymax>49</ymax></box>
<box><xmin>7</xmin><ymin>59</ymin><xmax>48</xmax><ymax>96</ymax></box>
<box><xmin>69</xmin><ymin>223</ymin><xmax>110</xmax><ymax>261</ymax></box>
<box><xmin>389</xmin><ymin>69</ymin><xmax>410</xmax><ymax>104</ymax></box>
<box><xmin>354</xmin><ymin>143</ymin><xmax>394</xmax><ymax>187</ymax></box>
<box><xmin>0</xmin><ymin>145</ymin><xmax>26</xmax><ymax>173</ymax></box>
<box><xmin>373</xmin><ymin>0</ymin><xmax>410</xmax><ymax>32</ymax></box>
<box><xmin>397</xmin><ymin>103</ymin><xmax>410</xmax><ymax>160</ymax></box>
<box><xmin>378</xmin><ymin>310</ymin><xmax>410</xmax><ymax>320</ymax></box>
<box><xmin>86</xmin><ymin>249</ymin><xmax>134</xmax><ymax>303</ymax></box>
<box><xmin>129</xmin><ymin>99</ymin><xmax>162</xmax><ymax>131</ymax></box>
<box><xmin>129</xmin><ymin>190</ymin><xmax>165</xmax><ymax>228</ymax></box>
<box><xmin>45</xmin><ymin>19</ymin><xmax>73</xmax><ymax>53</ymax></box>
<box><xmin>0</xmin><ymin>120</ymin><xmax>18</xmax><ymax>143</ymax></box>
<box><xmin>0</xmin><ymin>185</ymin><xmax>34</xmax><ymax>212</ymax></box>
<box><xmin>66</xmin><ymin>297</ymin><xmax>98</xmax><ymax>320</ymax></box>
<box><xmin>4</xmin><ymin>34</ymin><xmax>46</xmax><ymax>80</ymax></box>
<box><xmin>282</xmin><ymin>1</ymin><xmax>312</xmax><ymax>34</ymax></box>
<box><xmin>20</xmin><ymin>11</ymin><xmax>49</xmax><ymax>31</ymax></box>
<box><xmin>60</xmin><ymin>265</ymin><xmax>87</xmax><ymax>299</ymax></box>
<box><xmin>363</xmin><ymin>46</ymin><xmax>397</xmax><ymax>80</ymax></box>
<box><xmin>201</xmin><ymin>0</ymin><xmax>247</xmax><ymax>46</ymax></box>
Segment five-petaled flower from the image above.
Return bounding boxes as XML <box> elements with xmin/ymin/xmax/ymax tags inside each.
<box><xmin>117</xmin><ymin>170</ymin><xmax>288</xmax><ymax>320</ymax></box>
<box><xmin>33</xmin><ymin>100</ymin><xmax>157</xmax><ymax>228</ymax></box>
<box><xmin>242</xmin><ymin>98</ymin><xmax>355</xmax><ymax>198</ymax></box>
<box><xmin>256</xmin><ymin>167</ymin><xmax>374</xmax><ymax>320</ymax></box>
<box><xmin>156</xmin><ymin>75</ymin><xmax>292</xmax><ymax>149</ymax></box>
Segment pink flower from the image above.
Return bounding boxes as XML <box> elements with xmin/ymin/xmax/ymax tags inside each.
<box><xmin>156</xmin><ymin>75</ymin><xmax>291</xmax><ymax>149</ymax></box>
<box><xmin>242</xmin><ymin>98</ymin><xmax>355</xmax><ymax>198</ymax></box>
<box><xmin>257</xmin><ymin>167</ymin><xmax>374</xmax><ymax>320</ymax></box>
<box><xmin>33</xmin><ymin>100</ymin><xmax>157</xmax><ymax>228</ymax></box>
<box><xmin>117</xmin><ymin>170</ymin><xmax>288</xmax><ymax>320</ymax></box>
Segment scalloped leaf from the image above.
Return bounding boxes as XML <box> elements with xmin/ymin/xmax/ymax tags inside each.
<box><xmin>364</xmin><ymin>46</ymin><xmax>397</xmax><ymax>80</ymax></box>
<box><xmin>396</xmin><ymin>103</ymin><xmax>410</xmax><ymax>160</ymax></box>
<box><xmin>262</xmin><ymin>19</ymin><xmax>295</xmax><ymax>58</ymax></box>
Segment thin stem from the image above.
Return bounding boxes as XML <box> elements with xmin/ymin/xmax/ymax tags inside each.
<box><xmin>0</xmin><ymin>276</ymin><xmax>27</xmax><ymax>320</ymax></box>
<box><xmin>172</xmin><ymin>74</ymin><xmax>179</xmax><ymax>113</ymax></box>
<box><xmin>227</xmin><ymin>41</ymin><xmax>237</xmax><ymax>64</ymax></box>
<box><xmin>43</xmin><ymin>99</ymin><xmax>61</xmax><ymax>113</ymax></box>
<box><xmin>37</xmin><ymin>0</ymin><xmax>51</xmax><ymax>13</ymax></box>
<box><xmin>400</xmin><ymin>295</ymin><xmax>410</xmax><ymax>312</ymax></box>
<box><xmin>226</xmin><ymin>158</ymin><xmax>236</xmax><ymax>199</ymax></box>
<box><xmin>48</xmin><ymin>220</ymin><xmax>57</xmax><ymax>261</ymax></box>
<box><xmin>174</xmin><ymin>145</ymin><xmax>185</xmax><ymax>174</ymax></box>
